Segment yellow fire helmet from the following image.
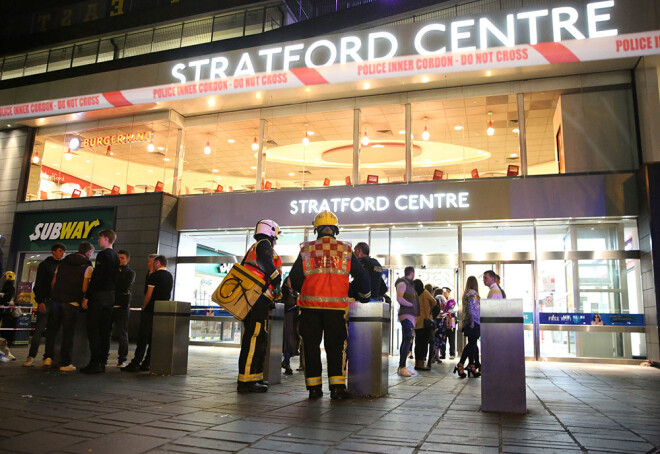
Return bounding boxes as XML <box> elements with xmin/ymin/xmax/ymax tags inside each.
<box><xmin>313</xmin><ymin>210</ymin><xmax>339</xmax><ymax>235</ymax></box>
<box><xmin>4</xmin><ymin>271</ymin><xmax>16</xmax><ymax>281</ymax></box>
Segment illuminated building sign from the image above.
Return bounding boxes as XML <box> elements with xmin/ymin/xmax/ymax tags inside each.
<box><xmin>289</xmin><ymin>192</ymin><xmax>470</xmax><ymax>215</ymax></box>
<box><xmin>171</xmin><ymin>1</ymin><xmax>618</xmax><ymax>83</ymax></box>
<box><xmin>72</xmin><ymin>131</ymin><xmax>153</xmax><ymax>148</ymax></box>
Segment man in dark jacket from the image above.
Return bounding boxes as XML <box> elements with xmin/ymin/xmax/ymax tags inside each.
<box><xmin>45</xmin><ymin>241</ymin><xmax>94</xmax><ymax>371</ymax></box>
<box><xmin>113</xmin><ymin>250</ymin><xmax>135</xmax><ymax>367</ymax></box>
<box><xmin>351</xmin><ymin>242</ymin><xmax>388</xmax><ymax>302</ymax></box>
<box><xmin>81</xmin><ymin>230</ymin><xmax>119</xmax><ymax>374</ymax></box>
<box><xmin>23</xmin><ymin>243</ymin><xmax>66</xmax><ymax>367</ymax></box>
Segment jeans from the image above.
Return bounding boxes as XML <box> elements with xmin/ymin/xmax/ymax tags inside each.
<box><xmin>28</xmin><ymin>306</ymin><xmax>49</xmax><ymax>359</ymax></box>
<box><xmin>112</xmin><ymin>306</ymin><xmax>130</xmax><ymax>363</ymax></box>
<box><xmin>458</xmin><ymin>323</ymin><xmax>481</xmax><ymax>368</ymax></box>
<box><xmin>130</xmin><ymin>311</ymin><xmax>153</xmax><ymax>367</ymax></box>
<box><xmin>87</xmin><ymin>297</ymin><xmax>114</xmax><ymax>366</ymax></box>
<box><xmin>44</xmin><ymin>301</ymin><xmax>79</xmax><ymax>366</ymax></box>
<box><xmin>399</xmin><ymin>319</ymin><xmax>414</xmax><ymax>368</ymax></box>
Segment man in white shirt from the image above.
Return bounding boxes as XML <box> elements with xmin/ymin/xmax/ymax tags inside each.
<box><xmin>483</xmin><ymin>270</ymin><xmax>503</xmax><ymax>299</ymax></box>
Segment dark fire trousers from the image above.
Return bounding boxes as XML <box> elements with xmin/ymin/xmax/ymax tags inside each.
<box><xmin>238</xmin><ymin>297</ymin><xmax>270</xmax><ymax>383</ymax></box>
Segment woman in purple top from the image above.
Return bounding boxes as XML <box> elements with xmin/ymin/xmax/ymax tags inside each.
<box><xmin>455</xmin><ymin>276</ymin><xmax>481</xmax><ymax>378</ymax></box>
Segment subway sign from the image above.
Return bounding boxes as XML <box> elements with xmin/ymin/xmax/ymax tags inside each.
<box><xmin>14</xmin><ymin>208</ymin><xmax>116</xmax><ymax>251</ymax></box>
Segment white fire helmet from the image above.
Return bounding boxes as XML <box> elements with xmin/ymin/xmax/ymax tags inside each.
<box><xmin>255</xmin><ymin>219</ymin><xmax>281</xmax><ymax>240</ymax></box>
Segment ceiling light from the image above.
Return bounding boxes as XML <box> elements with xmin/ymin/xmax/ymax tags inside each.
<box><xmin>454</xmin><ymin>125</ymin><xmax>464</xmax><ymax>131</ymax></box>
<box><xmin>164</xmin><ymin>157</ymin><xmax>171</xmax><ymax>162</ymax></box>
<box><xmin>69</xmin><ymin>137</ymin><xmax>80</xmax><ymax>150</ymax></box>
<box><xmin>372</xmin><ymin>144</ymin><xmax>385</xmax><ymax>148</ymax></box>
<box><xmin>512</xmin><ymin>128</ymin><xmax>520</xmax><ymax>134</ymax></box>
<box><xmin>32</xmin><ymin>151</ymin><xmax>40</xmax><ymax>164</ymax></box>
<box><xmin>115</xmin><ymin>172</ymin><xmax>120</xmax><ymax>175</ymax></box>
<box><xmin>306</xmin><ymin>131</ymin><xmax>315</xmax><ymax>136</ymax></box>
<box><xmin>147</xmin><ymin>140</ymin><xmax>155</xmax><ymax>152</ymax></box>
<box><xmin>487</xmin><ymin>112</ymin><xmax>495</xmax><ymax>136</ymax></box>
<box><xmin>361</xmin><ymin>130</ymin><xmax>369</xmax><ymax>146</ymax></box>
<box><xmin>422</xmin><ymin>117</ymin><xmax>430</xmax><ymax>141</ymax></box>
<box><xmin>84</xmin><ymin>175</ymin><xmax>90</xmax><ymax>178</ymax></box>
<box><xmin>204</xmin><ymin>141</ymin><xmax>211</xmax><ymax>155</ymax></box>
<box><xmin>50</xmin><ymin>145</ymin><xmax>57</xmax><ymax>148</ymax></box>
<box><xmin>157</xmin><ymin>146</ymin><xmax>165</xmax><ymax>150</ymax></box>
<box><xmin>302</xmin><ymin>131</ymin><xmax>310</xmax><ymax>146</ymax></box>
<box><xmin>363</xmin><ymin>82</ymin><xmax>370</xmax><ymax>90</ymax></box>
<box><xmin>208</xmin><ymin>98</ymin><xmax>215</xmax><ymax>106</ymax></box>
<box><xmin>305</xmin><ymin>87</ymin><xmax>311</xmax><ymax>92</ymax></box>
<box><xmin>147</xmin><ymin>169</ymin><xmax>153</xmax><ymax>173</ymax></box>
<box><xmin>510</xmin><ymin>153</ymin><xmax>519</xmax><ymax>158</ymax></box>
<box><xmin>106</xmin><ymin>145</ymin><xmax>113</xmax><ymax>156</ymax></box>
<box><xmin>6</xmin><ymin>124</ymin><xmax>11</xmax><ymax>128</ymax></box>
<box><xmin>398</xmin><ymin>130</ymin><xmax>406</xmax><ymax>135</ymax></box>
<box><xmin>486</xmin><ymin>70</ymin><xmax>493</xmax><ymax>77</ymax></box>
<box><xmin>255</xmin><ymin>92</ymin><xmax>262</xmax><ymax>99</ymax></box>
<box><xmin>213</xmin><ymin>169</ymin><xmax>218</xmax><ymax>172</ymax></box>
<box><xmin>65</xmin><ymin>149</ymin><xmax>73</xmax><ymax>160</ymax></box>
<box><xmin>421</xmin><ymin>76</ymin><xmax>430</xmax><ymax>83</ymax></box>
<box><xmin>250</xmin><ymin>166</ymin><xmax>257</xmax><ymax>170</ymax></box>
<box><xmin>52</xmin><ymin>163</ymin><xmax>58</xmax><ymax>166</ymax></box>
<box><xmin>288</xmin><ymin>172</ymin><xmax>295</xmax><ymax>176</ymax></box>
<box><xmin>85</xmin><ymin>160</ymin><xmax>91</xmax><ymax>163</ymax></box>
<box><xmin>228</xmin><ymin>139</ymin><xmax>235</xmax><ymax>144</ymax></box>
<box><xmin>251</xmin><ymin>137</ymin><xmax>259</xmax><ymax>151</ymax></box>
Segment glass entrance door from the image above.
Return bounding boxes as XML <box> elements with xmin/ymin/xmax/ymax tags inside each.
<box><xmin>462</xmin><ymin>262</ymin><xmax>535</xmax><ymax>358</ymax></box>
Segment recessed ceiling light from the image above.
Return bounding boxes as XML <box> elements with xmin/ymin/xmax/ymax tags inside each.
<box><xmin>50</xmin><ymin>145</ymin><xmax>57</xmax><ymax>148</ymax></box>
<box><xmin>85</xmin><ymin>159</ymin><xmax>91</xmax><ymax>163</ymax></box>
<box><xmin>512</xmin><ymin>128</ymin><xmax>520</xmax><ymax>134</ymax></box>
<box><xmin>255</xmin><ymin>92</ymin><xmax>262</xmax><ymax>99</ymax></box>
<box><xmin>208</xmin><ymin>98</ymin><xmax>215</xmax><ymax>106</ymax></box>
<box><xmin>157</xmin><ymin>146</ymin><xmax>165</xmax><ymax>150</ymax></box>
<box><xmin>305</xmin><ymin>87</ymin><xmax>311</xmax><ymax>92</ymax></box>
<box><xmin>164</xmin><ymin>157</ymin><xmax>170</xmax><ymax>162</ymax></box>
<box><xmin>421</xmin><ymin>76</ymin><xmax>430</xmax><ymax>83</ymax></box>
<box><xmin>372</xmin><ymin>144</ymin><xmax>385</xmax><ymax>148</ymax></box>
<box><xmin>288</xmin><ymin>172</ymin><xmax>295</xmax><ymax>176</ymax></box>
<box><xmin>115</xmin><ymin>172</ymin><xmax>120</xmax><ymax>175</ymax></box>
<box><xmin>398</xmin><ymin>130</ymin><xmax>406</xmax><ymax>135</ymax></box>
<box><xmin>228</xmin><ymin>139</ymin><xmax>235</xmax><ymax>143</ymax></box>
<box><xmin>486</xmin><ymin>70</ymin><xmax>493</xmax><ymax>77</ymax></box>
<box><xmin>306</xmin><ymin>131</ymin><xmax>315</xmax><ymax>136</ymax></box>
<box><xmin>510</xmin><ymin>153</ymin><xmax>519</xmax><ymax>158</ymax></box>
<box><xmin>454</xmin><ymin>125</ymin><xmax>464</xmax><ymax>131</ymax></box>
<box><xmin>213</xmin><ymin>169</ymin><xmax>218</xmax><ymax>172</ymax></box>
<box><xmin>52</xmin><ymin>163</ymin><xmax>58</xmax><ymax>166</ymax></box>
<box><xmin>148</xmin><ymin>169</ymin><xmax>153</xmax><ymax>172</ymax></box>
<box><xmin>84</xmin><ymin>175</ymin><xmax>90</xmax><ymax>178</ymax></box>
<box><xmin>250</xmin><ymin>166</ymin><xmax>257</xmax><ymax>170</ymax></box>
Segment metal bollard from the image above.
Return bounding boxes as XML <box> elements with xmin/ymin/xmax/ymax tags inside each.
<box><xmin>480</xmin><ymin>298</ymin><xmax>527</xmax><ymax>414</ymax></box>
<box><xmin>347</xmin><ymin>301</ymin><xmax>390</xmax><ymax>397</ymax></box>
<box><xmin>151</xmin><ymin>301</ymin><xmax>191</xmax><ymax>375</ymax></box>
<box><xmin>264</xmin><ymin>302</ymin><xmax>284</xmax><ymax>385</ymax></box>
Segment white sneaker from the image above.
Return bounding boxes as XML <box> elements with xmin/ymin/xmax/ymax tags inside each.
<box><xmin>397</xmin><ymin>367</ymin><xmax>413</xmax><ymax>377</ymax></box>
<box><xmin>8</xmin><ymin>353</ymin><xmax>15</xmax><ymax>360</ymax></box>
<box><xmin>59</xmin><ymin>364</ymin><xmax>76</xmax><ymax>372</ymax></box>
<box><xmin>43</xmin><ymin>358</ymin><xmax>52</xmax><ymax>367</ymax></box>
<box><xmin>22</xmin><ymin>357</ymin><xmax>34</xmax><ymax>367</ymax></box>
<box><xmin>117</xmin><ymin>362</ymin><xmax>128</xmax><ymax>368</ymax></box>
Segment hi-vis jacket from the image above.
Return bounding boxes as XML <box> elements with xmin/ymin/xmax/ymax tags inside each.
<box><xmin>289</xmin><ymin>235</ymin><xmax>371</xmax><ymax>310</ymax></box>
<box><xmin>244</xmin><ymin>239</ymin><xmax>282</xmax><ymax>299</ymax></box>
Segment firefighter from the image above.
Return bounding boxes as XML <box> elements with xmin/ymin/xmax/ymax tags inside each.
<box><xmin>289</xmin><ymin>210</ymin><xmax>371</xmax><ymax>400</ymax></box>
<box><xmin>237</xmin><ymin>219</ymin><xmax>283</xmax><ymax>393</ymax></box>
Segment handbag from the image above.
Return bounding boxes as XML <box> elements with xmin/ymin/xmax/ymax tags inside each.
<box><xmin>211</xmin><ymin>260</ymin><xmax>267</xmax><ymax>321</ymax></box>
<box><xmin>423</xmin><ymin>318</ymin><xmax>436</xmax><ymax>332</ymax></box>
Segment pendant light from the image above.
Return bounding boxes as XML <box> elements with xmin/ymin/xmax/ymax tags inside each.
<box><xmin>302</xmin><ymin>131</ymin><xmax>310</xmax><ymax>146</ymax></box>
<box><xmin>106</xmin><ymin>145</ymin><xmax>113</xmax><ymax>156</ymax></box>
<box><xmin>487</xmin><ymin>112</ymin><xmax>495</xmax><ymax>136</ymax></box>
<box><xmin>361</xmin><ymin>130</ymin><xmax>369</xmax><ymax>146</ymax></box>
<box><xmin>204</xmin><ymin>141</ymin><xmax>211</xmax><ymax>155</ymax></box>
<box><xmin>422</xmin><ymin>117</ymin><xmax>430</xmax><ymax>141</ymax></box>
<box><xmin>147</xmin><ymin>140</ymin><xmax>155</xmax><ymax>152</ymax></box>
<box><xmin>32</xmin><ymin>151</ymin><xmax>40</xmax><ymax>164</ymax></box>
<box><xmin>65</xmin><ymin>148</ymin><xmax>73</xmax><ymax>160</ymax></box>
<box><xmin>251</xmin><ymin>136</ymin><xmax>259</xmax><ymax>151</ymax></box>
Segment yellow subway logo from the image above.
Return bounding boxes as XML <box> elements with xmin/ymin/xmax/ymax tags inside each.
<box><xmin>28</xmin><ymin>219</ymin><xmax>101</xmax><ymax>241</ymax></box>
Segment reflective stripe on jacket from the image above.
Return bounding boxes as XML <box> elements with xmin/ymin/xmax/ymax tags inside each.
<box><xmin>244</xmin><ymin>240</ymin><xmax>282</xmax><ymax>298</ymax></box>
<box><xmin>298</xmin><ymin>237</ymin><xmax>352</xmax><ymax>310</ymax></box>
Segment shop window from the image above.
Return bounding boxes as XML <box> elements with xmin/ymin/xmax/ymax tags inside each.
<box><xmin>264</xmin><ymin>6</ymin><xmax>283</xmax><ymax>32</ymax></box>
<box><xmin>180</xmin><ymin>118</ymin><xmax>259</xmax><ymax>194</ymax></box>
<box><xmin>524</xmin><ymin>88</ymin><xmax>638</xmax><ymax>176</ymax></box>
<box><xmin>27</xmin><ymin>118</ymin><xmax>178</xmax><ymax>200</ymax></box>
<box><xmin>462</xmin><ymin>223</ymin><xmax>534</xmax><ymax>254</ymax></box>
<box><xmin>181</xmin><ymin>18</ymin><xmax>212</xmax><ymax>47</ymax></box>
<box><xmin>72</xmin><ymin>42</ymin><xmax>99</xmax><ymax>67</ymax></box>
<box><xmin>265</xmin><ymin>109</ymin><xmax>355</xmax><ymax>190</ymax></box>
<box><xmin>152</xmin><ymin>25</ymin><xmax>184</xmax><ymax>52</ymax></box>
<box><xmin>1</xmin><ymin>55</ymin><xmax>26</xmax><ymax>80</ymax></box>
<box><xmin>47</xmin><ymin>47</ymin><xmax>73</xmax><ymax>72</ymax></box>
<box><xmin>358</xmin><ymin>105</ymin><xmax>406</xmax><ymax>185</ymax></box>
<box><xmin>24</xmin><ymin>51</ymin><xmax>49</xmax><ymax>76</ymax></box>
<box><xmin>390</xmin><ymin>225</ymin><xmax>458</xmax><ymax>255</ymax></box>
<box><xmin>212</xmin><ymin>11</ymin><xmax>245</xmax><ymax>41</ymax></box>
<box><xmin>412</xmin><ymin>95</ymin><xmax>519</xmax><ymax>181</ymax></box>
<box><xmin>123</xmin><ymin>30</ymin><xmax>153</xmax><ymax>58</ymax></box>
<box><xmin>244</xmin><ymin>9</ymin><xmax>265</xmax><ymax>36</ymax></box>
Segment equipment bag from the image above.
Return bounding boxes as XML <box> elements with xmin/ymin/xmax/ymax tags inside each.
<box><xmin>211</xmin><ymin>263</ymin><xmax>267</xmax><ymax>321</ymax></box>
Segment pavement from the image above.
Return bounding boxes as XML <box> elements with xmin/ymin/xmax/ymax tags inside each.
<box><xmin>0</xmin><ymin>345</ymin><xmax>659</xmax><ymax>454</ymax></box>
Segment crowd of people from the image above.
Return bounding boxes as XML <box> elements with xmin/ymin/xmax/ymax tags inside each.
<box><xmin>0</xmin><ymin>230</ymin><xmax>173</xmax><ymax>373</ymax></box>
<box><xmin>0</xmin><ymin>210</ymin><xmax>507</xmax><ymax>400</ymax></box>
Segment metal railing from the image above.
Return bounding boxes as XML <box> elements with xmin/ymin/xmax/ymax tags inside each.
<box><xmin>0</xmin><ymin>4</ymin><xmax>285</xmax><ymax>81</ymax></box>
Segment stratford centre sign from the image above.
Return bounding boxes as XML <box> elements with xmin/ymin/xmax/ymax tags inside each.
<box><xmin>289</xmin><ymin>192</ymin><xmax>470</xmax><ymax>215</ymax></box>
<box><xmin>170</xmin><ymin>1</ymin><xmax>618</xmax><ymax>83</ymax></box>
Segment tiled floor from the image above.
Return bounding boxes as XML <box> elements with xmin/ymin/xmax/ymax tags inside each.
<box><xmin>0</xmin><ymin>345</ymin><xmax>659</xmax><ymax>454</ymax></box>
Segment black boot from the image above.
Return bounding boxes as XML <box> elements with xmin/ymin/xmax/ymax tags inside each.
<box><xmin>308</xmin><ymin>387</ymin><xmax>323</xmax><ymax>399</ymax></box>
<box><xmin>330</xmin><ymin>388</ymin><xmax>353</xmax><ymax>400</ymax></box>
<box><xmin>237</xmin><ymin>381</ymin><xmax>268</xmax><ymax>393</ymax></box>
